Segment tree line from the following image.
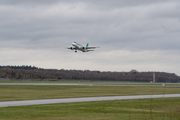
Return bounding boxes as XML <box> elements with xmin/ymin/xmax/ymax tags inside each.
<box><xmin>0</xmin><ymin>65</ymin><xmax>179</xmax><ymax>83</ymax></box>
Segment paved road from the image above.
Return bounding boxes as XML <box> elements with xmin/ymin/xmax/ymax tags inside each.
<box><xmin>0</xmin><ymin>83</ymin><xmax>88</xmax><ymax>85</ymax></box>
<box><xmin>0</xmin><ymin>94</ymin><xmax>180</xmax><ymax>107</ymax></box>
<box><xmin>1</xmin><ymin>83</ymin><xmax>180</xmax><ymax>87</ymax></box>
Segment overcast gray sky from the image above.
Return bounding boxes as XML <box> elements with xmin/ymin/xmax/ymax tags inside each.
<box><xmin>0</xmin><ymin>0</ymin><xmax>180</xmax><ymax>75</ymax></box>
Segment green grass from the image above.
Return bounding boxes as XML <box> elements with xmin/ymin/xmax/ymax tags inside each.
<box><xmin>0</xmin><ymin>97</ymin><xmax>180</xmax><ymax>120</ymax></box>
<box><xmin>0</xmin><ymin>85</ymin><xmax>179</xmax><ymax>101</ymax></box>
<box><xmin>0</xmin><ymin>83</ymin><xmax>179</xmax><ymax>119</ymax></box>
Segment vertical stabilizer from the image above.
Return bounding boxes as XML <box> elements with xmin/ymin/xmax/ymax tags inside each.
<box><xmin>86</xmin><ymin>43</ymin><xmax>89</xmax><ymax>48</ymax></box>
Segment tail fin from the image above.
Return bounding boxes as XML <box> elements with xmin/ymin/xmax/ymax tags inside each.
<box><xmin>86</xmin><ymin>43</ymin><xmax>89</xmax><ymax>48</ymax></box>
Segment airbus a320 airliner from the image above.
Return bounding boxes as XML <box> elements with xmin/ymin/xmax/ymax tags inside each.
<box><xmin>67</xmin><ymin>42</ymin><xmax>99</xmax><ymax>52</ymax></box>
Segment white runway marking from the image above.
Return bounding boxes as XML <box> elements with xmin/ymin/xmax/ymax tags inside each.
<box><xmin>0</xmin><ymin>94</ymin><xmax>180</xmax><ymax>107</ymax></box>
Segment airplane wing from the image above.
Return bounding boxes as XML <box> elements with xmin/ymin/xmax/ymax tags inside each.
<box><xmin>66</xmin><ymin>47</ymin><xmax>76</xmax><ymax>50</ymax></box>
<box><xmin>86</xmin><ymin>46</ymin><xmax>100</xmax><ymax>49</ymax></box>
<box><xmin>87</xmin><ymin>50</ymin><xmax>94</xmax><ymax>51</ymax></box>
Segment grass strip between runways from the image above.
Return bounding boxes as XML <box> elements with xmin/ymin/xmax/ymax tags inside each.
<box><xmin>0</xmin><ymin>85</ymin><xmax>179</xmax><ymax>101</ymax></box>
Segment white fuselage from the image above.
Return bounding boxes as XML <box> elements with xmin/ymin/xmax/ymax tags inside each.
<box><xmin>72</xmin><ymin>42</ymin><xmax>88</xmax><ymax>52</ymax></box>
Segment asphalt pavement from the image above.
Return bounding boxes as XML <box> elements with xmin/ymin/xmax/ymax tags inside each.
<box><xmin>1</xmin><ymin>83</ymin><xmax>180</xmax><ymax>87</ymax></box>
<box><xmin>0</xmin><ymin>94</ymin><xmax>180</xmax><ymax>107</ymax></box>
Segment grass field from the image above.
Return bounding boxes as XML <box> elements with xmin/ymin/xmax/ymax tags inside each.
<box><xmin>0</xmin><ymin>98</ymin><xmax>180</xmax><ymax>120</ymax></box>
<box><xmin>0</xmin><ymin>85</ymin><xmax>180</xmax><ymax>101</ymax></box>
<box><xmin>0</xmin><ymin>81</ymin><xmax>180</xmax><ymax>120</ymax></box>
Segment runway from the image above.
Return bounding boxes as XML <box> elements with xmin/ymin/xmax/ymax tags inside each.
<box><xmin>1</xmin><ymin>83</ymin><xmax>180</xmax><ymax>87</ymax></box>
<box><xmin>0</xmin><ymin>83</ymin><xmax>87</xmax><ymax>86</ymax></box>
<box><xmin>0</xmin><ymin>94</ymin><xmax>180</xmax><ymax>107</ymax></box>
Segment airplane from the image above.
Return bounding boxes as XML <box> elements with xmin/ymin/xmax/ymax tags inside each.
<box><xmin>67</xmin><ymin>42</ymin><xmax>99</xmax><ymax>52</ymax></box>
